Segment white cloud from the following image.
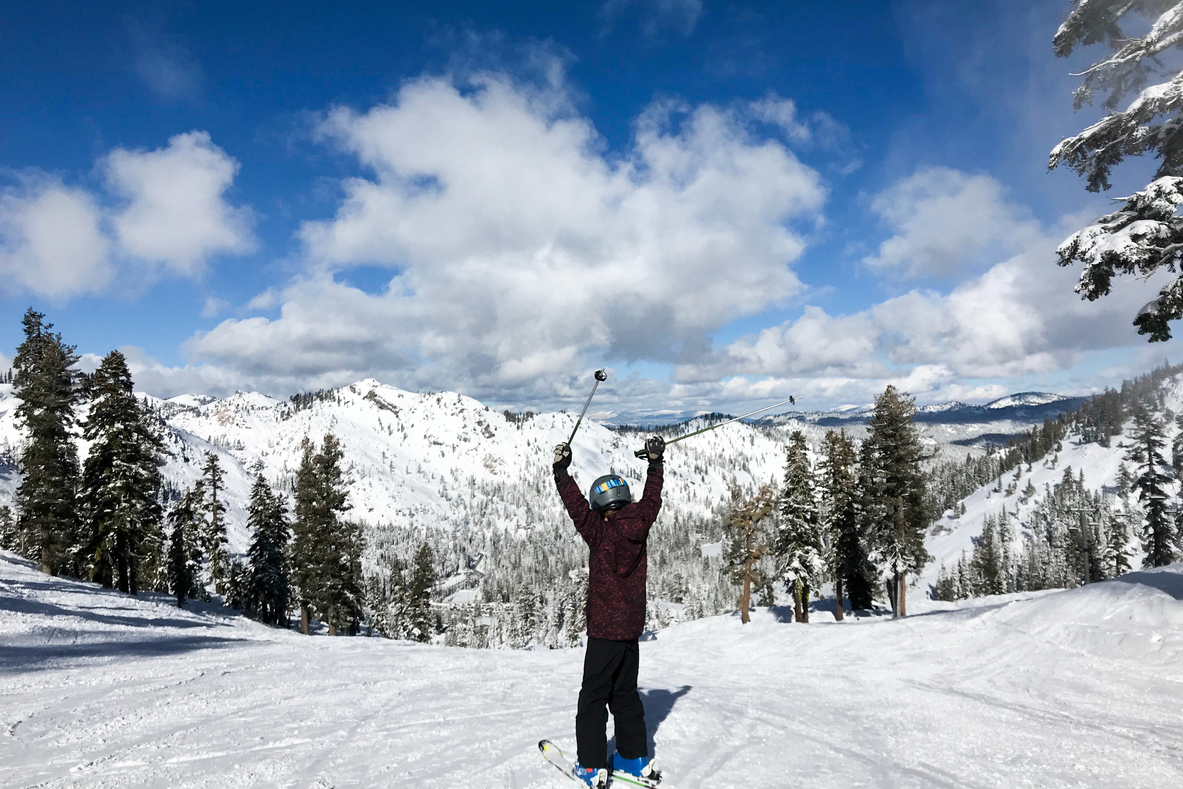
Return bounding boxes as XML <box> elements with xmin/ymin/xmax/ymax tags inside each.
<box><xmin>0</xmin><ymin>177</ymin><xmax>113</xmax><ymax>298</ymax></box>
<box><xmin>864</xmin><ymin>167</ymin><xmax>1041</xmax><ymax>280</ymax></box>
<box><xmin>105</xmin><ymin>131</ymin><xmax>256</xmax><ymax>274</ymax></box>
<box><xmin>677</xmin><ymin>205</ymin><xmax>1164</xmax><ymax>404</ymax></box>
<box><xmin>748</xmin><ymin>94</ymin><xmax>849</xmax><ymax>150</ymax></box>
<box><xmin>0</xmin><ymin>131</ymin><xmax>252</xmax><ymax>300</ymax></box>
<box><xmin>189</xmin><ymin>73</ymin><xmax>825</xmax><ymax>398</ymax></box>
<box><xmin>601</xmin><ymin>0</ymin><xmax>704</xmax><ymax>37</ymax></box>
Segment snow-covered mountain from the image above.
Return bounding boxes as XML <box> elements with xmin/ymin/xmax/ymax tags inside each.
<box><xmin>0</xmin><ymin>379</ymin><xmax>1086</xmax><ymax>560</ymax></box>
<box><xmin>915</xmin><ymin>371</ymin><xmax>1183</xmax><ymax>594</ymax></box>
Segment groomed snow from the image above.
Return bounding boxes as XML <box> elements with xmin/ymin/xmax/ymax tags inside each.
<box><xmin>3</xmin><ymin>550</ymin><xmax>1182</xmax><ymax>788</ymax></box>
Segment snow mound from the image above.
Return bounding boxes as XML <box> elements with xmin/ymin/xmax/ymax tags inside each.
<box><xmin>986</xmin><ymin>567</ymin><xmax>1183</xmax><ymax>665</ymax></box>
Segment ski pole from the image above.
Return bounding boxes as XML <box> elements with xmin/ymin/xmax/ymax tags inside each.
<box><xmin>567</xmin><ymin>369</ymin><xmax>608</xmax><ymax>445</ymax></box>
<box><xmin>634</xmin><ymin>396</ymin><xmax>795</xmax><ymax>458</ymax></box>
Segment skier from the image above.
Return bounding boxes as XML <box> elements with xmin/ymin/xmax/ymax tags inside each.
<box><xmin>551</xmin><ymin>435</ymin><xmax>667</xmax><ymax>788</ymax></box>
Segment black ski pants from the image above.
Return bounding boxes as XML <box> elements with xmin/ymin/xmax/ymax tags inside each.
<box><xmin>576</xmin><ymin>637</ymin><xmax>647</xmax><ymax>768</ymax></box>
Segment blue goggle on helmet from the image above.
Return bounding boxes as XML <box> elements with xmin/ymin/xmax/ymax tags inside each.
<box><xmin>589</xmin><ymin>474</ymin><xmax>631</xmax><ymax>512</ymax></box>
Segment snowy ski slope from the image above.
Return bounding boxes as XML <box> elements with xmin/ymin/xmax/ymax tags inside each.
<box><xmin>2</xmin><ymin>549</ymin><xmax>1182</xmax><ymax>788</ymax></box>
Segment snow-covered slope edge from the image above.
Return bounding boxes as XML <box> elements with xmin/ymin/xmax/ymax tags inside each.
<box><xmin>2</xmin><ymin>549</ymin><xmax>1181</xmax><ymax>788</ymax></box>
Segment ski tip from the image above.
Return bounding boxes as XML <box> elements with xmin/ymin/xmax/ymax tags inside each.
<box><xmin>538</xmin><ymin>739</ymin><xmax>550</xmax><ymax>752</ymax></box>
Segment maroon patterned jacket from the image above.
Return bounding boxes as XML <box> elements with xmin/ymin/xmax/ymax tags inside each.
<box><xmin>554</xmin><ymin>462</ymin><xmax>664</xmax><ymax>641</ymax></box>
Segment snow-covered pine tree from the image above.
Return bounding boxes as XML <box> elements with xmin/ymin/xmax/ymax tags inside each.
<box><xmin>244</xmin><ymin>474</ymin><xmax>292</xmax><ymax>627</ymax></box>
<box><xmin>314</xmin><ymin>434</ymin><xmax>362</xmax><ymax>635</ymax></box>
<box><xmin>1117</xmin><ymin>462</ymin><xmax>1134</xmax><ymax>501</ymax></box>
<box><xmin>998</xmin><ymin>511</ymin><xmax>1016</xmax><ymax>593</ymax></box>
<box><xmin>1126</xmin><ymin>408</ymin><xmax>1177</xmax><ymax>565</ymax></box>
<box><xmin>722</xmin><ymin>484</ymin><xmax>777</xmax><ymax>625</ymax></box>
<box><xmin>862</xmin><ymin>386</ymin><xmax>932</xmax><ymax>616</ymax></box>
<box><xmin>512</xmin><ymin>585</ymin><xmax>538</xmax><ymax>648</ymax></box>
<box><xmin>80</xmin><ymin>351</ymin><xmax>164</xmax><ymax>595</ymax></box>
<box><xmin>1051</xmin><ymin>1</ymin><xmax>1183</xmax><ymax>340</ymax></box>
<box><xmin>385</xmin><ymin>555</ymin><xmax>413</xmax><ymax>639</ymax></box>
<box><xmin>408</xmin><ymin>540</ymin><xmax>437</xmax><ymax>642</ymax></box>
<box><xmin>289</xmin><ymin>434</ymin><xmax>361</xmax><ymax>635</ymax></box>
<box><xmin>1109</xmin><ymin>506</ymin><xmax>1133</xmax><ymax>576</ymax></box>
<box><xmin>199</xmin><ymin>452</ymin><xmax>229</xmax><ymax>595</ymax></box>
<box><xmin>0</xmin><ymin>506</ymin><xmax>16</xmax><ymax>553</ymax></box>
<box><xmin>164</xmin><ymin>487</ymin><xmax>204</xmax><ymax>607</ymax></box>
<box><xmin>13</xmin><ymin>309</ymin><xmax>82</xmax><ymax>576</ymax></box>
<box><xmin>854</xmin><ymin>437</ymin><xmax>888</xmax><ymax>610</ymax></box>
<box><xmin>774</xmin><ymin>431</ymin><xmax>823</xmax><ymax>624</ymax></box>
<box><xmin>818</xmin><ymin>428</ymin><xmax>867</xmax><ymax>618</ymax></box>
<box><xmin>970</xmin><ymin>514</ymin><xmax>1004</xmax><ymax>596</ymax></box>
<box><xmin>291</xmin><ymin>437</ymin><xmax>320</xmax><ymax>634</ymax></box>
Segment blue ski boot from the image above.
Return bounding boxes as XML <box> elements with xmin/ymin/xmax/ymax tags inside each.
<box><xmin>572</xmin><ymin>763</ymin><xmax>609</xmax><ymax>788</ymax></box>
<box><xmin>612</xmin><ymin>753</ymin><xmax>662</xmax><ymax>787</ymax></box>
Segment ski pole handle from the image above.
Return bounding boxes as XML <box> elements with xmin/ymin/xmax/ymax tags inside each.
<box><xmin>567</xmin><ymin>369</ymin><xmax>608</xmax><ymax>445</ymax></box>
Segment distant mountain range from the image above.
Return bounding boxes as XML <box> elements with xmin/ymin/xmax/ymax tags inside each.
<box><xmin>790</xmin><ymin>391</ymin><xmax>1087</xmax><ymax>429</ymax></box>
<box><xmin>0</xmin><ymin>381</ymin><xmax>1089</xmax><ymax>561</ymax></box>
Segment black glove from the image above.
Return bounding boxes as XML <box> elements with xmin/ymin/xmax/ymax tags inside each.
<box><xmin>553</xmin><ymin>442</ymin><xmax>572</xmax><ymax>470</ymax></box>
<box><xmin>644</xmin><ymin>435</ymin><xmax>665</xmax><ymax>462</ymax></box>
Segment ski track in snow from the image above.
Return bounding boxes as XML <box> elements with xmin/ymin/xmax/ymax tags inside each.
<box><xmin>3</xmin><ymin>552</ymin><xmax>1183</xmax><ymax>788</ymax></box>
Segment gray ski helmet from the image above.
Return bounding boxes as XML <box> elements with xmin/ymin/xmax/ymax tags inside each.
<box><xmin>589</xmin><ymin>474</ymin><xmax>631</xmax><ymax>512</ymax></box>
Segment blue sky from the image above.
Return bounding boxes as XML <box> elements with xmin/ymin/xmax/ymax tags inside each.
<box><xmin>0</xmin><ymin>0</ymin><xmax>1173</xmax><ymax>418</ymax></box>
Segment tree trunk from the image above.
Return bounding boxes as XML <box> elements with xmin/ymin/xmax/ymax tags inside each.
<box><xmin>834</xmin><ymin>574</ymin><xmax>845</xmax><ymax>621</ymax></box>
<box><xmin>898</xmin><ymin>572</ymin><xmax>907</xmax><ymax>617</ymax></box>
<box><xmin>801</xmin><ymin>580</ymin><xmax>810</xmax><ymax>623</ymax></box>
<box><xmin>792</xmin><ymin>580</ymin><xmax>802</xmax><ymax>623</ymax></box>
<box><xmin>328</xmin><ymin>621</ymin><xmax>336</xmax><ymax>637</ymax></box>
<box><xmin>301</xmin><ymin>605</ymin><xmax>310</xmax><ymax>635</ymax></box>
<box><xmin>740</xmin><ymin>573</ymin><xmax>751</xmax><ymax>624</ymax></box>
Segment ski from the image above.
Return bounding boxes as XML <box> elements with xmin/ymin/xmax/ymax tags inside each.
<box><xmin>539</xmin><ymin>740</ymin><xmax>583</xmax><ymax>784</ymax></box>
<box><xmin>609</xmin><ymin>771</ymin><xmax>664</xmax><ymax>789</ymax></box>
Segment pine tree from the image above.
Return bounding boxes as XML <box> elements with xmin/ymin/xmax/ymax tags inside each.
<box><xmin>315</xmin><ymin>435</ymin><xmax>361</xmax><ymax>635</ymax></box>
<box><xmin>1126</xmin><ymin>408</ymin><xmax>1176</xmax><ymax>566</ymax></box>
<box><xmin>291</xmin><ymin>437</ymin><xmax>320</xmax><ymax>634</ymax></box>
<box><xmin>722</xmin><ymin>484</ymin><xmax>777</xmax><ymax>625</ymax></box>
<box><xmin>289</xmin><ymin>434</ymin><xmax>362</xmax><ymax>635</ymax></box>
<box><xmin>164</xmin><ymin>488</ymin><xmax>204</xmax><ymax>607</ymax></box>
<box><xmin>80</xmin><ymin>351</ymin><xmax>164</xmax><ymax>594</ymax></box>
<box><xmin>13</xmin><ymin>309</ymin><xmax>82</xmax><ymax>576</ymax></box>
<box><xmin>774</xmin><ymin>431</ymin><xmax>823</xmax><ymax>624</ymax></box>
<box><xmin>970</xmin><ymin>514</ymin><xmax>1003</xmax><ymax>596</ymax></box>
<box><xmin>199</xmin><ymin>452</ymin><xmax>229</xmax><ymax>595</ymax></box>
<box><xmin>862</xmin><ymin>386</ymin><xmax>932</xmax><ymax>616</ymax></box>
<box><xmin>409</xmin><ymin>541</ymin><xmax>437</xmax><ymax>642</ymax></box>
<box><xmin>1109</xmin><ymin>508</ymin><xmax>1133</xmax><ymax>577</ymax></box>
<box><xmin>818</xmin><ymin>429</ymin><xmax>866</xmax><ymax>619</ymax></box>
<box><xmin>512</xmin><ymin>585</ymin><xmax>538</xmax><ymax>648</ymax></box>
<box><xmin>243</xmin><ymin>475</ymin><xmax>292</xmax><ymax>627</ymax></box>
<box><xmin>384</xmin><ymin>555</ymin><xmax>413</xmax><ymax>639</ymax></box>
<box><xmin>1051</xmin><ymin>2</ymin><xmax>1183</xmax><ymax>341</ymax></box>
<box><xmin>852</xmin><ymin>438</ymin><xmax>887</xmax><ymax>610</ymax></box>
<box><xmin>0</xmin><ymin>505</ymin><xmax>16</xmax><ymax>553</ymax></box>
